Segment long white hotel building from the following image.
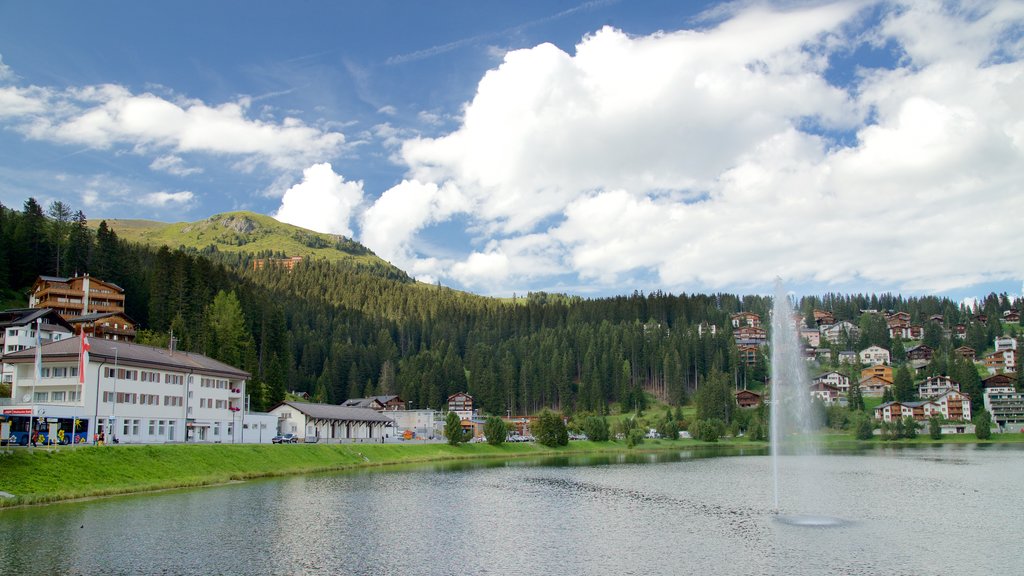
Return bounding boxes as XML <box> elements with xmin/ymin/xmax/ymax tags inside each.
<box><xmin>1</xmin><ymin>335</ymin><xmax>253</xmax><ymax>444</ymax></box>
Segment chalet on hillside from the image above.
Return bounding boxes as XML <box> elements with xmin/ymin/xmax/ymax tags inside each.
<box><xmin>735</xmin><ymin>389</ymin><xmax>763</xmax><ymax>408</ymax></box>
<box><xmin>906</xmin><ymin>344</ymin><xmax>934</xmax><ymax>362</ymax></box>
<box><xmin>730</xmin><ymin>312</ymin><xmax>761</xmax><ymax>329</ymax></box>
<box><xmin>954</xmin><ymin>346</ymin><xmax>976</xmax><ymax>361</ymax></box>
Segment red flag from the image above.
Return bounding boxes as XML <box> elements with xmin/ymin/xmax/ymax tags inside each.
<box><xmin>79</xmin><ymin>334</ymin><xmax>91</xmax><ymax>384</ymax></box>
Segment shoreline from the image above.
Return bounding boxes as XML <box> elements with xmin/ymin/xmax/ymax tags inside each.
<box><xmin>2</xmin><ymin>435</ymin><xmax>1021</xmax><ymax>509</ymax></box>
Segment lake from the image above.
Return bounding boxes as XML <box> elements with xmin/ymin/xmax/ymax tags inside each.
<box><xmin>1</xmin><ymin>444</ymin><xmax>1022</xmax><ymax>575</ymax></box>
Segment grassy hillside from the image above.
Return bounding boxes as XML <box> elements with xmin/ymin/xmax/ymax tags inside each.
<box><xmin>95</xmin><ymin>211</ymin><xmax>407</xmax><ymax>278</ymax></box>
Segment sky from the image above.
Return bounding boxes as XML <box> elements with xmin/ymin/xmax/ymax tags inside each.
<box><xmin>1</xmin><ymin>0</ymin><xmax>1022</xmax><ymax>302</ymax></box>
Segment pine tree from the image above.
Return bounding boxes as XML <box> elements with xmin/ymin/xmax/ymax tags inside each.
<box><xmin>893</xmin><ymin>365</ymin><xmax>915</xmax><ymax>402</ymax></box>
<box><xmin>444</xmin><ymin>411</ymin><xmax>464</xmax><ymax>445</ymax></box>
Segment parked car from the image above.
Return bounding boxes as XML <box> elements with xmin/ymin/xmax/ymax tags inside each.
<box><xmin>272</xmin><ymin>433</ymin><xmax>298</xmax><ymax>444</ymax></box>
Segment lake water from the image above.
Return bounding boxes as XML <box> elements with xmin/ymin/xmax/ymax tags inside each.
<box><xmin>1</xmin><ymin>444</ymin><xmax>1022</xmax><ymax>575</ymax></box>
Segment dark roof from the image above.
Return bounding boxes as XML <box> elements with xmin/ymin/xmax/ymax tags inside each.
<box><xmin>0</xmin><ymin>307</ymin><xmax>75</xmax><ymax>332</ymax></box>
<box><xmin>1</xmin><ymin>335</ymin><xmax>249</xmax><ymax>379</ymax></box>
<box><xmin>273</xmin><ymin>401</ymin><xmax>395</xmax><ymax>423</ymax></box>
<box><xmin>67</xmin><ymin>311</ymin><xmax>138</xmax><ymax>325</ymax></box>
<box><xmin>341</xmin><ymin>398</ymin><xmax>384</xmax><ymax>408</ymax></box>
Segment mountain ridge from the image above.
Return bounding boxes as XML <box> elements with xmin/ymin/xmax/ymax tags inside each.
<box><xmin>93</xmin><ymin>211</ymin><xmax>411</xmax><ymax>281</ymax></box>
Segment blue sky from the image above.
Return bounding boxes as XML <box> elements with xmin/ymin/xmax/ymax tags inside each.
<box><xmin>1</xmin><ymin>1</ymin><xmax>1022</xmax><ymax>303</ymax></box>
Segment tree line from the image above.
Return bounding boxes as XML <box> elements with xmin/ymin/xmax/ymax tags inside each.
<box><xmin>1</xmin><ymin>198</ymin><xmax>1019</xmax><ymax>416</ymax></box>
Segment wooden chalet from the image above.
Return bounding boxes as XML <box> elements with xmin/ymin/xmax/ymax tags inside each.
<box><xmin>906</xmin><ymin>344</ymin><xmax>934</xmax><ymax>362</ymax></box>
<box><xmin>954</xmin><ymin>346</ymin><xmax>976</xmax><ymax>361</ymax></box>
<box><xmin>734</xmin><ymin>389</ymin><xmax>763</xmax><ymax>408</ymax></box>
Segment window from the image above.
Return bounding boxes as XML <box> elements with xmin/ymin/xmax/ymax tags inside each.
<box><xmin>103</xmin><ymin>391</ymin><xmax>114</xmax><ymax>403</ymax></box>
<box><xmin>148</xmin><ymin>420</ymin><xmax>155</xmax><ymax>435</ymax></box>
<box><xmin>123</xmin><ymin>420</ymin><xmax>130</xmax><ymax>435</ymax></box>
<box><xmin>34</xmin><ymin>391</ymin><xmax>48</xmax><ymax>402</ymax></box>
<box><xmin>158</xmin><ymin>420</ymin><xmax>165</xmax><ymax>435</ymax></box>
<box><xmin>213</xmin><ymin>422</ymin><xmax>220</xmax><ymax>436</ymax></box>
<box><xmin>51</xmin><ymin>391</ymin><xmax>66</xmax><ymax>402</ymax></box>
<box><xmin>168</xmin><ymin>421</ymin><xmax>176</xmax><ymax>440</ymax></box>
<box><xmin>68</xmin><ymin>391</ymin><xmax>80</xmax><ymax>402</ymax></box>
<box><xmin>132</xmin><ymin>420</ymin><xmax>139</xmax><ymax>435</ymax></box>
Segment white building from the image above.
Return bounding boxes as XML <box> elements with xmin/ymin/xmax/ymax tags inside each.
<box><xmin>1</xmin><ymin>308</ymin><xmax>74</xmax><ymax>384</ymax></box>
<box><xmin>918</xmin><ymin>375</ymin><xmax>959</xmax><ymax>398</ymax></box>
<box><xmin>1</xmin><ymin>335</ymin><xmax>250</xmax><ymax>445</ymax></box>
<box><xmin>812</xmin><ymin>371</ymin><xmax>850</xmax><ymax>393</ymax></box>
<box><xmin>994</xmin><ymin>336</ymin><xmax>1017</xmax><ymax>353</ymax></box>
<box><xmin>268</xmin><ymin>401</ymin><xmax>395</xmax><ymax>443</ymax></box>
<box><xmin>859</xmin><ymin>345</ymin><xmax>891</xmax><ymax>367</ymax></box>
<box><xmin>383</xmin><ymin>409</ymin><xmax>437</xmax><ymax>439</ymax></box>
<box><xmin>983</xmin><ymin>380</ymin><xmax>1024</xmax><ymax>430</ymax></box>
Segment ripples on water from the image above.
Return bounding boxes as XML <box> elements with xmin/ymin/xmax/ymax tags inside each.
<box><xmin>0</xmin><ymin>445</ymin><xmax>1022</xmax><ymax>575</ymax></box>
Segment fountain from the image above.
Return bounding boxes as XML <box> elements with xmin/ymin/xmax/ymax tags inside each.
<box><xmin>769</xmin><ymin>281</ymin><xmax>845</xmax><ymax>527</ymax></box>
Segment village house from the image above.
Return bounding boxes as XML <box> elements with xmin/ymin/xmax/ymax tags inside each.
<box><xmin>733</xmin><ymin>325</ymin><xmax>767</xmax><ymax>346</ymax></box>
<box><xmin>1</xmin><ymin>308</ymin><xmax>75</xmax><ymax>385</ymax></box>
<box><xmin>982</xmin><ymin>376</ymin><xmax>1023</xmax><ymax>431</ymax></box>
<box><xmin>730</xmin><ymin>312</ymin><xmax>761</xmax><ymax>329</ymax></box>
<box><xmin>799</xmin><ymin>327</ymin><xmax>821</xmax><ymax>347</ymax></box>
<box><xmin>821</xmin><ymin>321</ymin><xmax>860</xmax><ymax>345</ymax></box>
<box><xmin>859</xmin><ymin>345</ymin><xmax>891</xmax><ymax>367</ymax></box>
<box><xmin>954</xmin><ymin>345</ymin><xmax>976</xmax><ymax>361</ymax></box>
<box><xmin>447</xmin><ymin>392</ymin><xmax>475</xmax><ymax>420</ymax></box>
<box><xmin>342</xmin><ymin>395</ymin><xmax>406</xmax><ymax>411</ymax></box>
<box><xmin>906</xmin><ymin>344</ymin><xmax>934</xmax><ymax>362</ymax></box>
<box><xmin>813</xmin><ymin>309</ymin><xmax>835</xmax><ymax>326</ymax></box>
<box><xmin>812</xmin><ymin>371</ymin><xmax>850</xmax><ymax>393</ymax></box>
<box><xmin>994</xmin><ymin>336</ymin><xmax>1017</xmax><ymax>352</ymax></box>
<box><xmin>918</xmin><ymin>375</ymin><xmax>959</xmax><ymax>398</ymax></box>
<box><xmin>953</xmin><ymin>324</ymin><xmax>967</xmax><ymax>339</ymax></box>
<box><xmin>734</xmin><ymin>389</ymin><xmax>763</xmax><ymax>408</ymax></box>
<box><xmin>809</xmin><ymin>381</ymin><xmax>842</xmax><ymax>405</ymax></box>
<box><xmin>1003</xmin><ymin>309</ymin><xmax>1020</xmax><ymax>323</ymax></box>
<box><xmin>837</xmin><ymin>350</ymin><xmax>858</xmax><ymax>364</ymax></box>
<box><xmin>737</xmin><ymin>344</ymin><xmax>760</xmax><ymax>367</ymax></box>
<box><xmin>859</xmin><ymin>375</ymin><xmax>893</xmax><ymax>397</ymax></box>
<box><xmin>862</xmin><ymin>365</ymin><xmax>894</xmax><ymax>382</ymax></box>
<box><xmin>874</xmin><ymin>390</ymin><xmax>971</xmax><ymax>423</ymax></box>
<box><xmin>983</xmin><ymin>349</ymin><xmax>1016</xmax><ymax>374</ymax></box>
<box><xmin>28</xmin><ymin>275</ymin><xmax>137</xmax><ymax>342</ymax></box>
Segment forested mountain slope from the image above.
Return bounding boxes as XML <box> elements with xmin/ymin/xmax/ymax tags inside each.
<box><xmin>2</xmin><ymin>198</ymin><xmax>1016</xmax><ymax>418</ymax></box>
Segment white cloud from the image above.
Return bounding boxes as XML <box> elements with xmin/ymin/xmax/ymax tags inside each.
<box><xmin>359</xmin><ymin>178</ymin><xmax>468</xmax><ymax>267</ymax></box>
<box><xmin>377</xmin><ymin>105</ymin><xmax>397</xmax><ymax>116</ymax></box>
<box><xmin>273</xmin><ymin>163</ymin><xmax>364</xmax><ymax>236</ymax></box>
<box><xmin>0</xmin><ymin>78</ymin><xmax>346</xmax><ymax>171</ymax></box>
<box><xmin>383</xmin><ymin>1</ymin><xmax>1024</xmax><ymax>295</ymax></box>
<box><xmin>0</xmin><ymin>54</ymin><xmax>12</xmax><ymax>82</ymax></box>
<box><xmin>140</xmin><ymin>191</ymin><xmax>195</xmax><ymax>207</ymax></box>
<box><xmin>149</xmin><ymin>155</ymin><xmax>203</xmax><ymax>177</ymax></box>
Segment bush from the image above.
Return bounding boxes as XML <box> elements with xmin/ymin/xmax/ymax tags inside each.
<box><xmin>657</xmin><ymin>416</ymin><xmax>679</xmax><ymax>441</ymax></box>
<box><xmin>534</xmin><ymin>410</ymin><xmax>569</xmax><ymax>447</ymax></box>
<box><xmin>902</xmin><ymin>416</ymin><xmax>918</xmax><ymax>439</ymax></box>
<box><xmin>583</xmin><ymin>416</ymin><xmax>610</xmax><ymax>441</ymax></box>
<box><xmin>747</xmin><ymin>415</ymin><xmax>767</xmax><ymax>442</ymax></box>
<box><xmin>974</xmin><ymin>410</ymin><xmax>992</xmax><ymax>440</ymax></box>
<box><xmin>853</xmin><ymin>414</ymin><xmax>875</xmax><ymax>440</ymax></box>
<box><xmin>444</xmin><ymin>412</ymin><xmax>465</xmax><ymax>445</ymax></box>
<box><xmin>625</xmin><ymin>428</ymin><xmax>645</xmax><ymax>448</ymax></box>
<box><xmin>483</xmin><ymin>416</ymin><xmax>507</xmax><ymax>446</ymax></box>
<box><xmin>928</xmin><ymin>416</ymin><xmax>942</xmax><ymax>440</ymax></box>
<box><xmin>689</xmin><ymin>418</ymin><xmax>725</xmax><ymax>442</ymax></box>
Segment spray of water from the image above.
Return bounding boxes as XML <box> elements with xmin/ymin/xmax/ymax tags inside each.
<box><xmin>769</xmin><ymin>280</ymin><xmax>818</xmax><ymax>512</ymax></box>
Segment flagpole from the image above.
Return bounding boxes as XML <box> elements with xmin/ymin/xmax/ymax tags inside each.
<box><xmin>29</xmin><ymin>318</ymin><xmax>42</xmax><ymax>450</ymax></box>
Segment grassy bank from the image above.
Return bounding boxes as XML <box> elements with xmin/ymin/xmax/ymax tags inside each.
<box><xmin>2</xmin><ymin>434</ymin><xmax>1021</xmax><ymax>508</ymax></box>
<box><xmin>0</xmin><ymin>440</ymin><xmax>734</xmax><ymax>507</ymax></box>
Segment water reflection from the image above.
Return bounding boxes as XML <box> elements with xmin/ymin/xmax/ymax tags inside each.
<box><xmin>1</xmin><ymin>444</ymin><xmax>1022</xmax><ymax>575</ymax></box>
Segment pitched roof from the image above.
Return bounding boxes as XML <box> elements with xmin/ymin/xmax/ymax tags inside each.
<box><xmin>1</xmin><ymin>335</ymin><xmax>249</xmax><ymax>379</ymax></box>
<box><xmin>0</xmin><ymin>307</ymin><xmax>75</xmax><ymax>332</ymax></box>
<box><xmin>273</xmin><ymin>401</ymin><xmax>395</xmax><ymax>423</ymax></box>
